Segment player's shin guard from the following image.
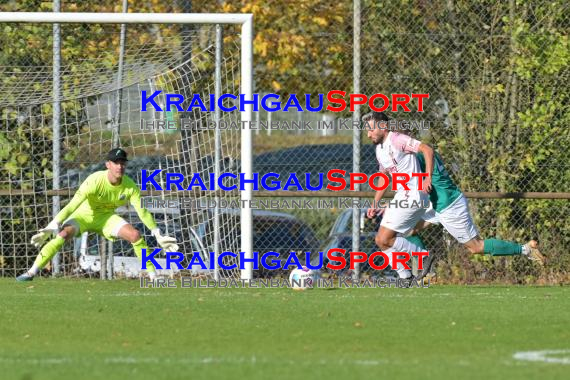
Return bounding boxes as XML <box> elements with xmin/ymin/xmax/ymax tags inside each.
<box><xmin>33</xmin><ymin>235</ymin><xmax>66</xmax><ymax>270</ymax></box>
<box><xmin>406</xmin><ymin>235</ymin><xmax>428</xmax><ymax>277</ymax></box>
<box><xmin>405</xmin><ymin>235</ymin><xmax>427</xmax><ymax>250</ymax></box>
<box><xmin>483</xmin><ymin>239</ymin><xmax>522</xmax><ymax>256</ymax></box>
<box><xmin>132</xmin><ymin>237</ymin><xmax>157</xmax><ymax>277</ymax></box>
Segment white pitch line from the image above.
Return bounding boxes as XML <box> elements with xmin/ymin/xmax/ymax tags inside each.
<box><xmin>0</xmin><ymin>355</ymin><xmax>384</xmax><ymax>367</ymax></box>
<box><xmin>513</xmin><ymin>350</ymin><xmax>570</xmax><ymax>364</ymax></box>
<box><xmin>107</xmin><ymin>292</ymin><xmax>161</xmax><ymax>297</ymax></box>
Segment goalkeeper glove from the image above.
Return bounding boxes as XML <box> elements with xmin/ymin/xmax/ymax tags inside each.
<box><xmin>151</xmin><ymin>228</ymin><xmax>179</xmax><ymax>252</ymax></box>
<box><xmin>30</xmin><ymin>220</ymin><xmax>60</xmax><ymax>248</ymax></box>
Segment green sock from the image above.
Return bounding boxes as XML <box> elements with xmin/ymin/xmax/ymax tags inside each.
<box><xmin>483</xmin><ymin>239</ymin><xmax>522</xmax><ymax>256</ymax></box>
<box><xmin>132</xmin><ymin>237</ymin><xmax>155</xmax><ymax>272</ymax></box>
<box><xmin>406</xmin><ymin>235</ymin><xmax>427</xmax><ymax>250</ymax></box>
<box><xmin>34</xmin><ymin>235</ymin><xmax>66</xmax><ymax>268</ymax></box>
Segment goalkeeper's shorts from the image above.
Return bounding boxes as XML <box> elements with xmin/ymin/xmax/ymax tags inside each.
<box><xmin>62</xmin><ymin>211</ymin><xmax>128</xmax><ymax>242</ymax></box>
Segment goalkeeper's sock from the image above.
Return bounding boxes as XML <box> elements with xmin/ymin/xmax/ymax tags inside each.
<box><xmin>132</xmin><ymin>237</ymin><xmax>156</xmax><ymax>272</ymax></box>
<box><xmin>33</xmin><ymin>235</ymin><xmax>66</xmax><ymax>271</ymax></box>
<box><xmin>28</xmin><ymin>263</ymin><xmax>40</xmax><ymax>276</ymax></box>
<box><xmin>483</xmin><ymin>239</ymin><xmax>523</xmax><ymax>256</ymax></box>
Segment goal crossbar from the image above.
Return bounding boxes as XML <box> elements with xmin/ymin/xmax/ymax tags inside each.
<box><xmin>0</xmin><ymin>12</ymin><xmax>252</xmax><ymax>24</ymax></box>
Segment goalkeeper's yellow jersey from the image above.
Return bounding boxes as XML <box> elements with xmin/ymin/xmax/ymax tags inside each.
<box><xmin>55</xmin><ymin>170</ymin><xmax>157</xmax><ymax>230</ymax></box>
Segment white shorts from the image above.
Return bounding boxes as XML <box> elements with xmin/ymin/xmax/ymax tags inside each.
<box><xmin>421</xmin><ymin>204</ymin><xmax>439</xmax><ymax>225</ymax></box>
<box><xmin>421</xmin><ymin>194</ymin><xmax>479</xmax><ymax>244</ymax></box>
<box><xmin>380</xmin><ymin>190</ymin><xmax>430</xmax><ymax>235</ymax></box>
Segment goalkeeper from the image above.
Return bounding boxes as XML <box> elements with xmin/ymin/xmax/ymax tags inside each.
<box><xmin>17</xmin><ymin>148</ymin><xmax>178</xmax><ymax>281</ymax></box>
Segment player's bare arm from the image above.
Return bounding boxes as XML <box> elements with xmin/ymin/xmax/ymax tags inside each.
<box><xmin>367</xmin><ymin>174</ymin><xmax>389</xmax><ymax>219</ymax></box>
<box><xmin>416</xmin><ymin>143</ymin><xmax>434</xmax><ymax>193</ymax></box>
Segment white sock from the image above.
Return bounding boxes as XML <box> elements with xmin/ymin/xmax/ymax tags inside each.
<box><xmin>393</xmin><ymin>236</ymin><xmax>424</xmax><ymax>254</ymax></box>
<box><xmin>27</xmin><ymin>264</ymin><xmax>40</xmax><ymax>276</ymax></box>
<box><xmin>385</xmin><ymin>237</ymin><xmax>423</xmax><ymax>279</ymax></box>
<box><xmin>148</xmin><ymin>270</ymin><xmax>157</xmax><ymax>280</ymax></box>
<box><xmin>397</xmin><ymin>268</ymin><xmax>412</xmax><ymax>279</ymax></box>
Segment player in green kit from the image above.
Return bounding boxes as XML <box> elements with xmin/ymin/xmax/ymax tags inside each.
<box><xmin>16</xmin><ymin>148</ymin><xmax>179</xmax><ymax>281</ymax></box>
<box><xmin>413</xmin><ymin>150</ymin><xmax>545</xmax><ymax>278</ymax></box>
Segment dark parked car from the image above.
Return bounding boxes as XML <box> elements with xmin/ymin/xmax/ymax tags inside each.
<box><xmin>329</xmin><ymin>208</ymin><xmax>382</xmax><ymax>237</ymax></box>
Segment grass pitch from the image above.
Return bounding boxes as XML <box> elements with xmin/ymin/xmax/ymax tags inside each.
<box><xmin>1</xmin><ymin>279</ymin><xmax>568</xmax><ymax>380</ymax></box>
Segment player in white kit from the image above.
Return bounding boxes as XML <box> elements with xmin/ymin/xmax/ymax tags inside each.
<box><xmin>363</xmin><ymin>111</ymin><xmax>435</xmax><ymax>279</ymax></box>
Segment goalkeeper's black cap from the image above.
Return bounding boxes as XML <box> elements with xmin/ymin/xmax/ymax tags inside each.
<box><xmin>107</xmin><ymin>148</ymin><xmax>128</xmax><ymax>162</ymax></box>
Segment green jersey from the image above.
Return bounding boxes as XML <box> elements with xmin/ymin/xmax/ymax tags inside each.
<box><xmin>55</xmin><ymin>170</ymin><xmax>157</xmax><ymax>230</ymax></box>
<box><xmin>416</xmin><ymin>152</ymin><xmax>462</xmax><ymax>213</ymax></box>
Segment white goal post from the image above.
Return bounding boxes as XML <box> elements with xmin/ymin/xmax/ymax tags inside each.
<box><xmin>0</xmin><ymin>12</ymin><xmax>254</xmax><ymax>280</ymax></box>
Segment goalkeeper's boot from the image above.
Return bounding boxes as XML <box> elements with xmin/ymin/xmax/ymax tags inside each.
<box><xmin>522</xmin><ymin>240</ymin><xmax>545</xmax><ymax>266</ymax></box>
<box><xmin>16</xmin><ymin>272</ymin><xmax>34</xmax><ymax>282</ymax></box>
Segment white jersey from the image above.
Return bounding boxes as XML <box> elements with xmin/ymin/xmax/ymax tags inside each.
<box><xmin>374</xmin><ymin>131</ymin><xmax>423</xmax><ymax>193</ymax></box>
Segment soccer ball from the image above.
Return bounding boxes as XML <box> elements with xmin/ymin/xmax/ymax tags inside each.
<box><xmin>289</xmin><ymin>266</ymin><xmax>319</xmax><ymax>291</ymax></box>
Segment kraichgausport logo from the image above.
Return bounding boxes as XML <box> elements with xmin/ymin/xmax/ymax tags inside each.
<box><xmin>141</xmin><ymin>249</ymin><xmax>430</xmax><ymax>272</ymax></box>
<box><xmin>140</xmin><ymin>169</ymin><xmax>430</xmax><ymax>192</ymax></box>
<box><xmin>141</xmin><ymin>91</ymin><xmax>429</xmax><ymax>113</ymax></box>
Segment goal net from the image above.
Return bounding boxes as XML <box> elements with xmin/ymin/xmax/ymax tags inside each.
<box><xmin>0</xmin><ymin>13</ymin><xmax>253</xmax><ymax>280</ymax></box>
